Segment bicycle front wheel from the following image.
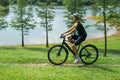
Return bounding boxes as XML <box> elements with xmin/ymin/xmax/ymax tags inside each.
<box><xmin>48</xmin><ymin>45</ymin><xmax>68</xmax><ymax>65</ymax></box>
<box><xmin>79</xmin><ymin>44</ymin><xmax>98</xmax><ymax>65</ymax></box>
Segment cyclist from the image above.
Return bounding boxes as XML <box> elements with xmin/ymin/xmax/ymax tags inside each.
<box><xmin>61</xmin><ymin>13</ymin><xmax>87</xmax><ymax>64</ymax></box>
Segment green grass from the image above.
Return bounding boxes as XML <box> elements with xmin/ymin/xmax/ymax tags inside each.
<box><xmin>0</xmin><ymin>34</ymin><xmax>120</xmax><ymax>80</ymax></box>
<box><xmin>0</xmin><ymin>64</ymin><xmax>120</xmax><ymax>80</ymax></box>
<box><xmin>0</xmin><ymin>46</ymin><xmax>49</xmax><ymax>63</ymax></box>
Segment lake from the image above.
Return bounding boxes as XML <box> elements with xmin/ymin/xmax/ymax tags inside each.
<box><xmin>0</xmin><ymin>6</ymin><xmax>117</xmax><ymax>46</ymax></box>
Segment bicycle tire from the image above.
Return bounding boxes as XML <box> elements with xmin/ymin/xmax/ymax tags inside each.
<box><xmin>79</xmin><ymin>44</ymin><xmax>98</xmax><ymax>65</ymax></box>
<box><xmin>48</xmin><ymin>45</ymin><xmax>68</xmax><ymax>65</ymax></box>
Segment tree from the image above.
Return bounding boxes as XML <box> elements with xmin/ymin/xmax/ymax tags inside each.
<box><xmin>11</xmin><ymin>0</ymin><xmax>36</xmax><ymax>47</ymax></box>
<box><xmin>90</xmin><ymin>0</ymin><xmax>116</xmax><ymax>57</ymax></box>
<box><xmin>63</xmin><ymin>0</ymin><xmax>86</xmax><ymax>28</ymax></box>
<box><xmin>103</xmin><ymin>0</ymin><xmax>107</xmax><ymax>57</ymax></box>
<box><xmin>36</xmin><ymin>1</ymin><xmax>55</xmax><ymax>47</ymax></box>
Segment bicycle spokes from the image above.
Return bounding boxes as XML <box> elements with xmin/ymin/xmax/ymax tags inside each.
<box><xmin>48</xmin><ymin>45</ymin><xmax>68</xmax><ymax>65</ymax></box>
<box><xmin>80</xmin><ymin>45</ymin><xmax>98</xmax><ymax>65</ymax></box>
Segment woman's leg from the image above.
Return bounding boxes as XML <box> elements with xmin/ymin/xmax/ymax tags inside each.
<box><xmin>67</xmin><ymin>35</ymin><xmax>74</xmax><ymax>44</ymax></box>
<box><xmin>72</xmin><ymin>44</ymin><xmax>78</xmax><ymax>55</ymax></box>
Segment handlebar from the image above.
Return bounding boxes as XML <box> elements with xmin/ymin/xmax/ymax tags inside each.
<box><xmin>60</xmin><ymin>35</ymin><xmax>73</xmax><ymax>43</ymax></box>
<box><xmin>60</xmin><ymin>35</ymin><xmax>64</xmax><ymax>38</ymax></box>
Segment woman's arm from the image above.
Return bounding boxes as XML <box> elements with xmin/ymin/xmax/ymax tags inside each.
<box><xmin>61</xmin><ymin>23</ymin><xmax>76</xmax><ymax>37</ymax></box>
<box><xmin>61</xmin><ymin>28</ymin><xmax>72</xmax><ymax>35</ymax></box>
<box><xmin>63</xmin><ymin>28</ymin><xmax>76</xmax><ymax>37</ymax></box>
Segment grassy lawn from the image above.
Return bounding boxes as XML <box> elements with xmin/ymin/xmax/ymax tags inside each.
<box><xmin>0</xmin><ymin>64</ymin><xmax>120</xmax><ymax>80</ymax></box>
<box><xmin>0</xmin><ymin>34</ymin><xmax>120</xmax><ymax>80</ymax></box>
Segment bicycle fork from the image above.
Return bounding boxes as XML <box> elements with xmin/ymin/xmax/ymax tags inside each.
<box><xmin>57</xmin><ymin>46</ymin><xmax>62</xmax><ymax>56</ymax></box>
<box><xmin>57</xmin><ymin>39</ymin><xmax>65</xmax><ymax>56</ymax></box>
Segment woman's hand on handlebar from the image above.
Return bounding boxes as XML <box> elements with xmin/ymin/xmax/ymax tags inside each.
<box><xmin>60</xmin><ymin>34</ymin><xmax>65</xmax><ymax>38</ymax></box>
<box><xmin>60</xmin><ymin>35</ymin><xmax>63</xmax><ymax>38</ymax></box>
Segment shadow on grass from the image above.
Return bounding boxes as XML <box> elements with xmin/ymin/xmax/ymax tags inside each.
<box><xmin>0</xmin><ymin>47</ymin><xmax>17</xmax><ymax>50</ymax></box>
<box><xmin>0</xmin><ymin>46</ymin><xmax>49</xmax><ymax>53</ymax></box>
<box><xmin>98</xmin><ymin>49</ymin><xmax>120</xmax><ymax>56</ymax></box>
<box><xmin>61</xmin><ymin>64</ymin><xmax>117</xmax><ymax>72</ymax></box>
<box><xmin>23</xmin><ymin>47</ymin><xmax>49</xmax><ymax>52</ymax></box>
<box><xmin>84</xmin><ymin>64</ymin><xmax>116</xmax><ymax>72</ymax></box>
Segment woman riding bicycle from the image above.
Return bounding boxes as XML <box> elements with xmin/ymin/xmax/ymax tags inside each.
<box><xmin>61</xmin><ymin>13</ymin><xmax>87</xmax><ymax>64</ymax></box>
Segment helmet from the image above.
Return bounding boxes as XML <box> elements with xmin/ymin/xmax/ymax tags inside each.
<box><xmin>73</xmin><ymin>13</ymin><xmax>80</xmax><ymax>18</ymax></box>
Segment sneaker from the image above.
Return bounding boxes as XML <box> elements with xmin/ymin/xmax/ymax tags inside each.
<box><xmin>74</xmin><ymin>57</ymin><xmax>81</xmax><ymax>64</ymax></box>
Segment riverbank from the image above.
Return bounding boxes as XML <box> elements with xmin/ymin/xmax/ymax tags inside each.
<box><xmin>86</xmin><ymin>16</ymin><xmax>120</xmax><ymax>37</ymax></box>
<box><xmin>0</xmin><ymin>6</ymin><xmax>9</xmax><ymax>10</ymax></box>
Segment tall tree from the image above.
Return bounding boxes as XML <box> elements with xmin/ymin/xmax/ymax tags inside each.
<box><xmin>103</xmin><ymin>0</ymin><xmax>107</xmax><ymax>57</ymax></box>
<box><xmin>11</xmin><ymin>0</ymin><xmax>36</xmax><ymax>47</ymax></box>
<box><xmin>91</xmin><ymin>0</ymin><xmax>116</xmax><ymax>57</ymax></box>
<box><xmin>36</xmin><ymin>1</ymin><xmax>55</xmax><ymax>47</ymax></box>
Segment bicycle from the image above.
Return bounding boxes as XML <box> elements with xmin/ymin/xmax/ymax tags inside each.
<box><xmin>48</xmin><ymin>35</ymin><xmax>99</xmax><ymax>65</ymax></box>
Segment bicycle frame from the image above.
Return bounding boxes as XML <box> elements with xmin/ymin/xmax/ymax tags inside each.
<box><xmin>61</xmin><ymin>37</ymin><xmax>80</xmax><ymax>56</ymax></box>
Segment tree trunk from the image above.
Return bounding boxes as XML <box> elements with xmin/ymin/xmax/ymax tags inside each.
<box><xmin>22</xmin><ymin>27</ymin><xmax>24</xmax><ymax>47</ymax></box>
<box><xmin>20</xmin><ymin>6</ymin><xmax>24</xmax><ymax>47</ymax></box>
<box><xmin>103</xmin><ymin>0</ymin><xmax>107</xmax><ymax>57</ymax></box>
<box><xmin>46</xmin><ymin>2</ymin><xmax>49</xmax><ymax>47</ymax></box>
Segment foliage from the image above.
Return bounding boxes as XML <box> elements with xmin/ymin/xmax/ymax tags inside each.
<box><xmin>90</xmin><ymin>0</ymin><xmax>113</xmax><ymax>31</ymax></box>
<box><xmin>0</xmin><ymin>4</ymin><xmax>8</xmax><ymax>30</ymax></box>
<box><xmin>11</xmin><ymin>6</ymin><xmax>35</xmax><ymax>35</ymax></box>
<box><xmin>36</xmin><ymin>2</ymin><xmax>55</xmax><ymax>31</ymax></box>
<box><xmin>2</xmin><ymin>0</ymin><xmax>120</xmax><ymax>6</ymax></box>
<box><xmin>26</xmin><ymin>0</ymin><xmax>97</xmax><ymax>5</ymax></box>
<box><xmin>10</xmin><ymin>0</ymin><xmax>36</xmax><ymax>47</ymax></box>
<box><xmin>106</xmin><ymin>0</ymin><xmax>120</xmax><ymax>30</ymax></box>
<box><xmin>0</xmin><ymin>0</ymin><xmax>9</xmax><ymax>7</ymax></box>
<box><xmin>0</xmin><ymin>18</ymin><xmax>8</xmax><ymax>30</ymax></box>
<box><xmin>83</xmin><ymin>0</ymin><xmax>95</xmax><ymax>5</ymax></box>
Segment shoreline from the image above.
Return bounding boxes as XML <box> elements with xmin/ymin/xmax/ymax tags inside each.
<box><xmin>0</xmin><ymin>7</ymin><xmax>9</xmax><ymax>10</ymax></box>
<box><xmin>86</xmin><ymin>16</ymin><xmax>120</xmax><ymax>37</ymax></box>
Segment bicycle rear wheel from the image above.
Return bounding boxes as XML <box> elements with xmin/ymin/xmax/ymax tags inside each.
<box><xmin>79</xmin><ymin>44</ymin><xmax>98</xmax><ymax>65</ymax></box>
<box><xmin>48</xmin><ymin>45</ymin><xmax>68</xmax><ymax>65</ymax></box>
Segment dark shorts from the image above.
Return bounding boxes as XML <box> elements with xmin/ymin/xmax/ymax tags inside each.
<box><xmin>71</xmin><ymin>33</ymin><xmax>87</xmax><ymax>46</ymax></box>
